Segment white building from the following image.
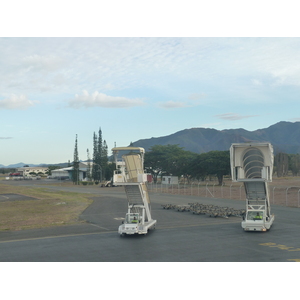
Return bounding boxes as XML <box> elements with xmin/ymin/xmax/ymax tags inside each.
<box><xmin>51</xmin><ymin>162</ymin><xmax>91</xmax><ymax>181</ymax></box>
<box><xmin>162</xmin><ymin>176</ymin><xmax>178</xmax><ymax>185</ymax></box>
<box><xmin>17</xmin><ymin>166</ymin><xmax>48</xmax><ymax>176</ymax></box>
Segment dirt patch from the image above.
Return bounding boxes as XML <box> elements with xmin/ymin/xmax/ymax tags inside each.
<box><xmin>0</xmin><ymin>194</ymin><xmax>38</xmax><ymax>202</ymax></box>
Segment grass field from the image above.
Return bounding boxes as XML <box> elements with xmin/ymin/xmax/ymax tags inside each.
<box><xmin>0</xmin><ymin>182</ymin><xmax>93</xmax><ymax>231</ymax></box>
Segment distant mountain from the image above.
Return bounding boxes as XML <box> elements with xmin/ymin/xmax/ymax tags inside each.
<box><xmin>2</xmin><ymin>121</ymin><xmax>300</xmax><ymax>168</ymax></box>
<box><xmin>0</xmin><ymin>162</ymin><xmax>69</xmax><ymax>169</ymax></box>
<box><xmin>4</xmin><ymin>162</ymin><xmax>37</xmax><ymax>168</ymax></box>
<box><xmin>130</xmin><ymin>121</ymin><xmax>300</xmax><ymax>154</ymax></box>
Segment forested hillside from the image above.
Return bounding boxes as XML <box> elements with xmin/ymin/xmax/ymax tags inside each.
<box><xmin>131</xmin><ymin>121</ymin><xmax>300</xmax><ymax>154</ymax></box>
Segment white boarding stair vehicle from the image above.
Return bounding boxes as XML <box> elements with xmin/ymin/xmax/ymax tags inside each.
<box><xmin>112</xmin><ymin>147</ymin><xmax>157</xmax><ymax>236</ymax></box>
<box><xmin>230</xmin><ymin>143</ymin><xmax>275</xmax><ymax>231</ymax></box>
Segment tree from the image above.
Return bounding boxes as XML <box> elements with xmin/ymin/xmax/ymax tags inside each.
<box><xmin>102</xmin><ymin>140</ymin><xmax>109</xmax><ymax>180</ymax></box>
<box><xmin>86</xmin><ymin>148</ymin><xmax>92</xmax><ymax>181</ymax></box>
<box><xmin>205</xmin><ymin>151</ymin><xmax>230</xmax><ymax>185</ymax></box>
<box><xmin>92</xmin><ymin>132</ymin><xmax>99</xmax><ymax>182</ymax></box>
<box><xmin>144</xmin><ymin>144</ymin><xmax>197</xmax><ymax>183</ymax></box>
<box><xmin>72</xmin><ymin>134</ymin><xmax>80</xmax><ymax>185</ymax></box>
<box><xmin>289</xmin><ymin>154</ymin><xmax>300</xmax><ymax>176</ymax></box>
<box><xmin>97</xmin><ymin>128</ymin><xmax>103</xmax><ymax>182</ymax></box>
<box><xmin>45</xmin><ymin>165</ymin><xmax>60</xmax><ymax>176</ymax></box>
<box><xmin>189</xmin><ymin>151</ymin><xmax>230</xmax><ymax>185</ymax></box>
<box><xmin>91</xmin><ymin>128</ymin><xmax>110</xmax><ymax>182</ymax></box>
<box><xmin>275</xmin><ymin>152</ymin><xmax>289</xmax><ymax>177</ymax></box>
<box><xmin>189</xmin><ymin>152</ymin><xmax>210</xmax><ymax>181</ymax></box>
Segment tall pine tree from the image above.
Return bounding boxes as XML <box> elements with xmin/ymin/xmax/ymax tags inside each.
<box><xmin>102</xmin><ymin>139</ymin><xmax>109</xmax><ymax>179</ymax></box>
<box><xmin>72</xmin><ymin>134</ymin><xmax>80</xmax><ymax>185</ymax></box>
<box><xmin>91</xmin><ymin>127</ymin><xmax>109</xmax><ymax>183</ymax></box>
<box><xmin>87</xmin><ymin>148</ymin><xmax>91</xmax><ymax>181</ymax></box>
<box><xmin>97</xmin><ymin>128</ymin><xmax>103</xmax><ymax>181</ymax></box>
<box><xmin>92</xmin><ymin>132</ymin><xmax>98</xmax><ymax>182</ymax></box>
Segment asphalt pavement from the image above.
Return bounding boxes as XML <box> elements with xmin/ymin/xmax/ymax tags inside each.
<box><xmin>1</xmin><ymin>179</ymin><xmax>300</xmax><ymax>261</ymax></box>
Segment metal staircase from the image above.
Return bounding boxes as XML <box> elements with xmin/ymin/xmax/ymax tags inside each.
<box><xmin>230</xmin><ymin>143</ymin><xmax>275</xmax><ymax>231</ymax></box>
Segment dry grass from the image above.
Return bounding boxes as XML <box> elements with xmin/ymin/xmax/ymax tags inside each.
<box><xmin>149</xmin><ymin>176</ymin><xmax>300</xmax><ymax>208</ymax></box>
<box><xmin>0</xmin><ymin>183</ymin><xmax>93</xmax><ymax>231</ymax></box>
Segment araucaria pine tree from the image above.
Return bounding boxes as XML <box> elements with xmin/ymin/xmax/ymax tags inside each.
<box><xmin>87</xmin><ymin>148</ymin><xmax>92</xmax><ymax>181</ymax></box>
<box><xmin>92</xmin><ymin>131</ymin><xmax>101</xmax><ymax>183</ymax></box>
<box><xmin>91</xmin><ymin>127</ymin><xmax>109</xmax><ymax>183</ymax></box>
<box><xmin>72</xmin><ymin>134</ymin><xmax>80</xmax><ymax>185</ymax></box>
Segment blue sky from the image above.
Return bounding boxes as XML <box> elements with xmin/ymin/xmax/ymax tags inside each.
<box><xmin>1</xmin><ymin>4</ymin><xmax>300</xmax><ymax>166</ymax></box>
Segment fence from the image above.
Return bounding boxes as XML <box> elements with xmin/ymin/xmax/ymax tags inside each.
<box><xmin>147</xmin><ymin>181</ymin><xmax>300</xmax><ymax>208</ymax></box>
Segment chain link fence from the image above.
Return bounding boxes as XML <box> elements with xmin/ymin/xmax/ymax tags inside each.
<box><xmin>148</xmin><ymin>180</ymin><xmax>300</xmax><ymax>208</ymax></box>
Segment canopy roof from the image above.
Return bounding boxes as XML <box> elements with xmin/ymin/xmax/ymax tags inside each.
<box><xmin>111</xmin><ymin>147</ymin><xmax>145</xmax><ymax>154</ymax></box>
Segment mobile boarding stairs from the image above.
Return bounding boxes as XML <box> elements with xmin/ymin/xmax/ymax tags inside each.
<box><xmin>112</xmin><ymin>147</ymin><xmax>157</xmax><ymax>236</ymax></box>
<box><xmin>230</xmin><ymin>143</ymin><xmax>275</xmax><ymax>231</ymax></box>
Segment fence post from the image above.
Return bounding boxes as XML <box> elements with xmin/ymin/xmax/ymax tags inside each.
<box><xmin>286</xmin><ymin>187</ymin><xmax>291</xmax><ymax>206</ymax></box>
<box><xmin>272</xmin><ymin>186</ymin><xmax>276</xmax><ymax>204</ymax></box>
<box><xmin>221</xmin><ymin>183</ymin><xmax>223</xmax><ymax>198</ymax></box>
<box><xmin>239</xmin><ymin>185</ymin><xmax>243</xmax><ymax>200</ymax></box>
<box><xmin>230</xmin><ymin>184</ymin><xmax>233</xmax><ymax>199</ymax></box>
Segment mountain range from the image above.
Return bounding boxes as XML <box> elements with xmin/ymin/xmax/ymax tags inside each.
<box><xmin>130</xmin><ymin>121</ymin><xmax>300</xmax><ymax>154</ymax></box>
<box><xmin>2</xmin><ymin>121</ymin><xmax>300</xmax><ymax>168</ymax></box>
<box><xmin>0</xmin><ymin>162</ymin><xmax>69</xmax><ymax>169</ymax></box>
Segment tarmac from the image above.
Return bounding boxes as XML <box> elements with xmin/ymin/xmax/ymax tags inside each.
<box><xmin>1</xmin><ymin>179</ymin><xmax>300</xmax><ymax>262</ymax></box>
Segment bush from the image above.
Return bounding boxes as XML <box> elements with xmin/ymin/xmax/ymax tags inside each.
<box><xmin>81</xmin><ymin>181</ymin><xmax>94</xmax><ymax>186</ymax></box>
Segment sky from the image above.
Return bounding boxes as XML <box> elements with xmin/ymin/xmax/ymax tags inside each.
<box><xmin>1</xmin><ymin>2</ymin><xmax>300</xmax><ymax>166</ymax></box>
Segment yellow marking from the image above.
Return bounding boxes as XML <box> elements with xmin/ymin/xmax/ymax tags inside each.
<box><xmin>260</xmin><ymin>242</ymin><xmax>300</xmax><ymax>263</ymax></box>
<box><xmin>0</xmin><ymin>230</ymin><xmax>116</xmax><ymax>244</ymax></box>
<box><xmin>288</xmin><ymin>259</ymin><xmax>300</xmax><ymax>262</ymax></box>
<box><xmin>268</xmin><ymin>244</ymin><xmax>294</xmax><ymax>250</ymax></box>
<box><xmin>260</xmin><ymin>242</ymin><xmax>276</xmax><ymax>246</ymax></box>
<box><xmin>0</xmin><ymin>220</ymin><xmax>240</xmax><ymax>244</ymax></box>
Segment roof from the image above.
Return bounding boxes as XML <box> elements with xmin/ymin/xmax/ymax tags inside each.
<box><xmin>111</xmin><ymin>147</ymin><xmax>145</xmax><ymax>153</ymax></box>
<box><xmin>52</xmin><ymin>167</ymin><xmax>87</xmax><ymax>172</ymax></box>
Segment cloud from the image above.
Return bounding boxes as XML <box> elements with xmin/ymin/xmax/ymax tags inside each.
<box><xmin>158</xmin><ymin>101</ymin><xmax>188</xmax><ymax>109</ymax></box>
<box><xmin>251</xmin><ymin>79</ymin><xmax>262</xmax><ymax>86</ymax></box>
<box><xmin>22</xmin><ymin>54</ymin><xmax>65</xmax><ymax>73</ymax></box>
<box><xmin>68</xmin><ymin>90</ymin><xmax>145</xmax><ymax>108</ymax></box>
<box><xmin>290</xmin><ymin>118</ymin><xmax>300</xmax><ymax>122</ymax></box>
<box><xmin>0</xmin><ymin>137</ymin><xmax>13</xmax><ymax>139</ymax></box>
<box><xmin>188</xmin><ymin>93</ymin><xmax>206</xmax><ymax>100</ymax></box>
<box><xmin>158</xmin><ymin>93</ymin><xmax>207</xmax><ymax>109</ymax></box>
<box><xmin>215</xmin><ymin>113</ymin><xmax>258</xmax><ymax>121</ymax></box>
<box><xmin>0</xmin><ymin>94</ymin><xmax>38</xmax><ymax>110</ymax></box>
